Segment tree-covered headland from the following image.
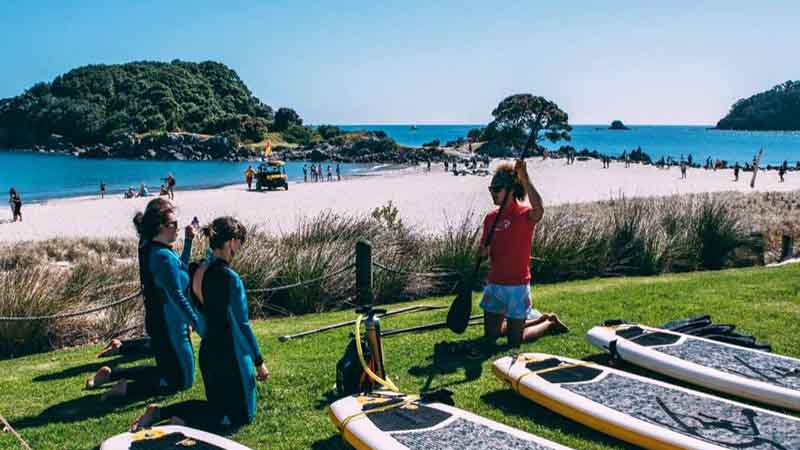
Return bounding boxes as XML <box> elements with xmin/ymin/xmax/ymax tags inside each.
<box><xmin>716</xmin><ymin>80</ymin><xmax>800</xmax><ymax>131</ymax></box>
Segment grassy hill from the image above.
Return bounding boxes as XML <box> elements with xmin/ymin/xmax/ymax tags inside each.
<box><xmin>1</xmin><ymin>264</ymin><xmax>799</xmax><ymax>449</ymax></box>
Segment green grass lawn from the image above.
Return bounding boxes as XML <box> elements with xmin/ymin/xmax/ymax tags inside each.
<box><xmin>2</xmin><ymin>264</ymin><xmax>799</xmax><ymax>449</ymax></box>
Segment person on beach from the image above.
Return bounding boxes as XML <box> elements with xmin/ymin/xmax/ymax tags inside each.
<box><xmin>680</xmin><ymin>161</ymin><xmax>687</xmax><ymax>179</ymax></box>
<box><xmin>9</xmin><ymin>188</ymin><xmax>22</xmax><ymax>222</ymax></box>
<box><xmin>327</xmin><ymin>165</ymin><xmax>332</xmax><ymax>181</ymax></box>
<box><xmin>100</xmin><ymin>181</ymin><xmax>106</xmax><ymax>199</ymax></box>
<box><xmin>303</xmin><ymin>164</ymin><xmax>308</xmax><ymax>182</ymax></box>
<box><xmin>479</xmin><ymin>161</ymin><xmax>568</xmax><ymax>347</ymax></box>
<box><xmin>138</xmin><ymin>183</ymin><xmax>150</xmax><ymax>198</ymax></box>
<box><xmin>244</xmin><ymin>166</ymin><xmax>255</xmax><ymax>191</ymax></box>
<box><xmin>734</xmin><ymin>163</ymin><xmax>740</xmax><ymax>181</ymax></box>
<box><xmin>779</xmin><ymin>165</ymin><xmax>787</xmax><ymax>182</ymax></box>
<box><xmin>336</xmin><ymin>163</ymin><xmax>341</xmax><ymax>181</ymax></box>
<box><xmin>444</xmin><ymin>161</ymin><xmax>449</xmax><ymax>172</ymax></box>
<box><xmin>131</xmin><ymin>217</ymin><xmax>268</xmax><ymax>432</ymax></box>
<box><xmin>166</xmin><ymin>174</ymin><xmax>176</xmax><ymax>200</ymax></box>
<box><xmin>86</xmin><ymin>198</ymin><xmax>203</xmax><ymax>400</ymax></box>
<box><xmin>124</xmin><ymin>186</ymin><xmax>136</xmax><ymax>199</ymax></box>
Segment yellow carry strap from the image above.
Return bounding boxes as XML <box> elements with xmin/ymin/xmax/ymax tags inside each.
<box><xmin>354</xmin><ymin>315</ymin><xmax>399</xmax><ymax>392</ymax></box>
<box><xmin>338</xmin><ymin>394</ymin><xmax>420</xmax><ymax>431</ymax></box>
<box><xmin>1</xmin><ymin>413</ymin><xmax>33</xmax><ymax>450</ymax></box>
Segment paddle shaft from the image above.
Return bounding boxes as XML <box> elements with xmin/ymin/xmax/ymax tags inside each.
<box><xmin>382</xmin><ymin>315</ymin><xmax>484</xmax><ymax>337</ymax></box>
<box><xmin>278</xmin><ymin>305</ymin><xmax>445</xmax><ymax>342</ymax></box>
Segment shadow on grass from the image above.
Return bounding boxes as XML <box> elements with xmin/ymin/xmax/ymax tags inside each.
<box><xmin>407</xmin><ymin>337</ymin><xmax>512</xmax><ymax>392</ymax></box>
<box><xmin>310</xmin><ymin>434</ymin><xmax>349</xmax><ymax>450</ymax></box>
<box><xmin>32</xmin><ymin>354</ymin><xmax>144</xmax><ymax>383</ymax></box>
<box><xmin>313</xmin><ymin>390</ymin><xmax>342</xmax><ymax>411</ymax></box>
<box><xmin>10</xmin><ymin>392</ymin><xmax>148</xmax><ymax>431</ymax></box>
<box><xmin>481</xmin><ymin>389</ymin><xmax>639</xmax><ymax>449</ymax></box>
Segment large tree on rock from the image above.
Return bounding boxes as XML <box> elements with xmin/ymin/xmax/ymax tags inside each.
<box><xmin>273</xmin><ymin>107</ymin><xmax>302</xmax><ymax>132</ymax></box>
<box><xmin>490</xmin><ymin>94</ymin><xmax>571</xmax><ymax>153</ymax></box>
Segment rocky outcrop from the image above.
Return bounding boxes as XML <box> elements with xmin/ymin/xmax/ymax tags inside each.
<box><xmin>73</xmin><ymin>133</ymin><xmax>259</xmax><ymax>161</ymax></box>
<box><xmin>609</xmin><ymin>120</ymin><xmax>629</xmax><ymax>130</ymax></box>
<box><xmin>278</xmin><ymin>135</ymin><xmax>447</xmax><ymax>164</ymax></box>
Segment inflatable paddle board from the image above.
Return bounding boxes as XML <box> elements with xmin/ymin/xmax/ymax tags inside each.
<box><xmin>493</xmin><ymin>352</ymin><xmax>800</xmax><ymax>450</ymax></box>
<box><xmin>587</xmin><ymin>323</ymin><xmax>800</xmax><ymax>411</ymax></box>
<box><xmin>100</xmin><ymin>425</ymin><xmax>252</xmax><ymax>450</ymax></box>
<box><xmin>329</xmin><ymin>391</ymin><xmax>575</xmax><ymax>450</ymax></box>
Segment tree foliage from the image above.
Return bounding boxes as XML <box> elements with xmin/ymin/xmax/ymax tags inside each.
<box><xmin>0</xmin><ymin>60</ymin><xmax>274</xmax><ymax>146</ymax></box>
<box><xmin>716</xmin><ymin>81</ymin><xmax>800</xmax><ymax>131</ymax></box>
<box><xmin>490</xmin><ymin>94</ymin><xmax>571</xmax><ymax>152</ymax></box>
<box><xmin>273</xmin><ymin>107</ymin><xmax>302</xmax><ymax>133</ymax></box>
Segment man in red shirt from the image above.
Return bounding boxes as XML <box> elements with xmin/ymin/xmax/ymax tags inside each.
<box><xmin>479</xmin><ymin>159</ymin><xmax>567</xmax><ymax>347</ymax></box>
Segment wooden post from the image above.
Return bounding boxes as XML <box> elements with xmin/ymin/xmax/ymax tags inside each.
<box><xmin>356</xmin><ymin>240</ymin><xmax>373</xmax><ymax>306</ymax></box>
<box><xmin>781</xmin><ymin>234</ymin><xmax>794</xmax><ymax>261</ymax></box>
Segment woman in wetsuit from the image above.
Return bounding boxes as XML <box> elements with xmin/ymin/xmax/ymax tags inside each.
<box><xmin>86</xmin><ymin>198</ymin><xmax>203</xmax><ymax>400</ymax></box>
<box><xmin>130</xmin><ymin>216</ymin><xmax>268</xmax><ymax>432</ymax></box>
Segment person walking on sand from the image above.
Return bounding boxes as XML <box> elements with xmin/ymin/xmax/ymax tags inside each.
<box><xmin>336</xmin><ymin>163</ymin><xmax>341</xmax><ymax>181</ymax></box>
<box><xmin>303</xmin><ymin>164</ymin><xmax>308</xmax><ymax>182</ymax></box>
<box><xmin>779</xmin><ymin>165</ymin><xmax>787</xmax><ymax>182</ymax></box>
<box><xmin>165</xmin><ymin>174</ymin><xmax>176</xmax><ymax>200</ymax></box>
<box><xmin>100</xmin><ymin>181</ymin><xmax>106</xmax><ymax>199</ymax></box>
<box><xmin>327</xmin><ymin>165</ymin><xmax>332</xmax><ymax>181</ymax></box>
<box><xmin>244</xmin><ymin>166</ymin><xmax>255</xmax><ymax>191</ymax></box>
<box><xmin>680</xmin><ymin>161</ymin><xmax>687</xmax><ymax>179</ymax></box>
<box><xmin>734</xmin><ymin>163</ymin><xmax>740</xmax><ymax>181</ymax></box>
<box><xmin>479</xmin><ymin>161</ymin><xmax>568</xmax><ymax>347</ymax></box>
<box><xmin>9</xmin><ymin>188</ymin><xmax>22</xmax><ymax>222</ymax></box>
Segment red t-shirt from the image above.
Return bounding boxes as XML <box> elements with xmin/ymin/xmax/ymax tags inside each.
<box><xmin>481</xmin><ymin>201</ymin><xmax>538</xmax><ymax>285</ymax></box>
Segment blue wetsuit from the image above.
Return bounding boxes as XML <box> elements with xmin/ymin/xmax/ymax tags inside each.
<box><xmin>110</xmin><ymin>239</ymin><xmax>203</xmax><ymax>394</ymax></box>
<box><xmin>198</xmin><ymin>256</ymin><xmax>263</xmax><ymax>426</ymax></box>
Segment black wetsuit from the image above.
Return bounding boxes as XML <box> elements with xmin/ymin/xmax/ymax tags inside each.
<box><xmin>198</xmin><ymin>256</ymin><xmax>263</xmax><ymax>427</ymax></box>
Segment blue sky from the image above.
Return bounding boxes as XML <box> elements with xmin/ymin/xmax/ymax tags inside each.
<box><xmin>1</xmin><ymin>1</ymin><xmax>798</xmax><ymax>125</ymax></box>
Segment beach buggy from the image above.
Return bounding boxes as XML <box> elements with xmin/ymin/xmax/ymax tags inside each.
<box><xmin>255</xmin><ymin>160</ymin><xmax>289</xmax><ymax>191</ymax></box>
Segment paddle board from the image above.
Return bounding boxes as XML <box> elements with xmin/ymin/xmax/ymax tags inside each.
<box><xmin>587</xmin><ymin>323</ymin><xmax>800</xmax><ymax>411</ymax></box>
<box><xmin>100</xmin><ymin>425</ymin><xmax>252</xmax><ymax>450</ymax></box>
<box><xmin>329</xmin><ymin>391</ymin><xmax>575</xmax><ymax>450</ymax></box>
<box><xmin>493</xmin><ymin>352</ymin><xmax>800</xmax><ymax>450</ymax></box>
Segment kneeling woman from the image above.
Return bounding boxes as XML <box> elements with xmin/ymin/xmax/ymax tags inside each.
<box><xmin>86</xmin><ymin>199</ymin><xmax>203</xmax><ymax>399</ymax></box>
<box><xmin>132</xmin><ymin>217</ymin><xmax>268</xmax><ymax>431</ymax></box>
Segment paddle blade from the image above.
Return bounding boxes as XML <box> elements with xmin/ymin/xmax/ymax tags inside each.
<box><xmin>446</xmin><ymin>284</ymin><xmax>473</xmax><ymax>334</ymax></box>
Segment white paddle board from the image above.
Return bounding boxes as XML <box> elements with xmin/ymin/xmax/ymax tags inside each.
<box><xmin>329</xmin><ymin>391</ymin><xmax>575</xmax><ymax>450</ymax></box>
<box><xmin>493</xmin><ymin>352</ymin><xmax>800</xmax><ymax>450</ymax></box>
<box><xmin>587</xmin><ymin>323</ymin><xmax>800</xmax><ymax>411</ymax></box>
<box><xmin>100</xmin><ymin>425</ymin><xmax>252</xmax><ymax>450</ymax></box>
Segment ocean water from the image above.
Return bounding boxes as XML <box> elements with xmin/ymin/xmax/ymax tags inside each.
<box><xmin>3</xmin><ymin>125</ymin><xmax>800</xmax><ymax>202</ymax></box>
<box><xmin>342</xmin><ymin>124</ymin><xmax>800</xmax><ymax>165</ymax></box>
<box><xmin>0</xmin><ymin>154</ymin><xmax>373</xmax><ymax>202</ymax></box>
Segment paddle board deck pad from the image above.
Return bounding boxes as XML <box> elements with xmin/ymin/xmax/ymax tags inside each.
<box><xmin>493</xmin><ymin>353</ymin><xmax>800</xmax><ymax>450</ymax></box>
<box><xmin>329</xmin><ymin>391</ymin><xmax>575</xmax><ymax>450</ymax></box>
<box><xmin>587</xmin><ymin>324</ymin><xmax>800</xmax><ymax>411</ymax></box>
<box><xmin>100</xmin><ymin>426</ymin><xmax>252</xmax><ymax>450</ymax></box>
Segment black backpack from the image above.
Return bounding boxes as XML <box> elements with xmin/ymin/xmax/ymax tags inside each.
<box><xmin>336</xmin><ymin>334</ymin><xmax>376</xmax><ymax>396</ymax></box>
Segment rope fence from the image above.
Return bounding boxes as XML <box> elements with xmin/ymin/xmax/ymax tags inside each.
<box><xmin>1</xmin><ymin>243</ymin><xmax>463</xmax><ymax>323</ymax></box>
<box><xmin>0</xmin><ymin>290</ymin><xmax>142</xmax><ymax>322</ymax></box>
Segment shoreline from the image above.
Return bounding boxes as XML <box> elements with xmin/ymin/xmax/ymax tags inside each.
<box><xmin>2</xmin><ymin>158</ymin><xmax>799</xmax><ymax>243</ymax></box>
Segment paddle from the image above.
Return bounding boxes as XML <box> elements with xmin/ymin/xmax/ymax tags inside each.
<box><xmin>446</xmin><ymin>159</ymin><xmax>519</xmax><ymax>333</ymax></box>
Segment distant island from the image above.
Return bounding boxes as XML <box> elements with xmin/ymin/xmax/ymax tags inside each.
<box><xmin>0</xmin><ymin>60</ymin><xmax>439</xmax><ymax>163</ymax></box>
<box><xmin>716</xmin><ymin>80</ymin><xmax>800</xmax><ymax>131</ymax></box>
<box><xmin>609</xmin><ymin>120</ymin><xmax>629</xmax><ymax>130</ymax></box>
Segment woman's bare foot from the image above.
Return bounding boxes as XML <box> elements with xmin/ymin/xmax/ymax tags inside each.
<box><xmin>547</xmin><ymin>314</ymin><xmax>570</xmax><ymax>334</ymax></box>
<box><xmin>130</xmin><ymin>404</ymin><xmax>161</xmax><ymax>432</ymax></box>
<box><xmin>97</xmin><ymin>339</ymin><xmax>122</xmax><ymax>358</ymax></box>
<box><xmin>85</xmin><ymin>366</ymin><xmax>112</xmax><ymax>389</ymax></box>
<box><xmin>101</xmin><ymin>379</ymin><xmax>128</xmax><ymax>401</ymax></box>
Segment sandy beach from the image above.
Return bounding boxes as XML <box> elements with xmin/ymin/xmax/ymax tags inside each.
<box><xmin>2</xmin><ymin>159</ymin><xmax>799</xmax><ymax>243</ymax></box>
